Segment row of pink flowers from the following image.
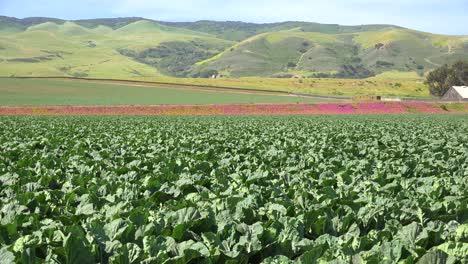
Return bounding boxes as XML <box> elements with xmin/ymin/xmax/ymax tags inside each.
<box><xmin>0</xmin><ymin>102</ymin><xmax>467</xmax><ymax>115</ymax></box>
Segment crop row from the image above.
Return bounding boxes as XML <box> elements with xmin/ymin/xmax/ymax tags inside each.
<box><xmin>0</xmin><ymin>102</ymin><xmax>468</xmax><ymax>115</ymax></box>
<box><xmin>0</xmin><ymin>115</ymin><xmax>467</xmax><ymax>263</ymax></box>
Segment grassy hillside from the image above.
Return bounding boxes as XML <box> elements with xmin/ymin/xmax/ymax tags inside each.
<box><xmin>131</xmin><ymin>73</ymin><xmax>430</xmax><ymax>98</ymax></box>
<box><xmin>0</xmin><ymin>19</ymin><xmax>233</xmax><ymax>78</ymax></box>
<box><xmin>0</xmin><ymin>16</ymin><xmax>145</xmax><ymax>31</ymax></box>
<box><xmin>198</xmin><ymin>27</ymin><xmax>468</xmax><ymax>77</ymax></box>
<box><xmin>0</xmin><ymin>15</ymin><xmax>466</xmax><ymax>98</ymax></box>
<box><xmin>0</xmin><ymin>25</ymin><xmax>161</xmax><ymax>78</ymax></box>
<box><xmin>159</xmin><ymin>21</ymin><xmax>400</xmax><ymax>41</ymax></box>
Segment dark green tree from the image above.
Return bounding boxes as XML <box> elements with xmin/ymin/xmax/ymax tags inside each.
<box><xmin>426</xmin><ymin>60</ymin><xmax>468</xmax><ymax>96</ymax></box>
<box><xmin>451</xmin><ymin>60</ymin><xmax>468</xmax><ymax>83</ymax></box>
<box><xmin>197</xmin><ymin>69</ymin><xmax>219</xmax><ymax>78</ymax></box>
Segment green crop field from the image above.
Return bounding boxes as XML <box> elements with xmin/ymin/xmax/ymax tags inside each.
<box><xmin>0</xmin><ymin>74</ymin><xmax>434</xmax><ymax>101</ymax></box>
<box><xmin>0</xmin><ymin>115</ymin><xmax>467</xmax><ymax>263</ymax></box>
<box><xmin>0</xmin><ymin>78</ymin><xmax>332</xmax><ymax>106</ymax></box>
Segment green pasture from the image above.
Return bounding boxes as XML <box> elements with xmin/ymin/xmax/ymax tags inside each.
<box><xmin>0</xmin><ymin>78</ymin><xmax>332</xmax><ymax>106</ymax></box>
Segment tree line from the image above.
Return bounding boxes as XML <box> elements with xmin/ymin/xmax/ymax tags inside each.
<box><xmin>426</xmin><ymin>60</ymin><xmax>468</xmax><ymax>96</ymax></box>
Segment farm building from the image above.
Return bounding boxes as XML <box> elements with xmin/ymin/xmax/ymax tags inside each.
<box><xmin>442</xmin><ymin>86</ymin><xmax>468</xmax><ymax>101</ymax></box>
<box><xmin>352</xmin><ymin>95</ymin><xmax>382</xmax><ymax>101</ymax></box>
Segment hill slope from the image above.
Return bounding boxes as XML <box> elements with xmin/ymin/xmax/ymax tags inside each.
<box><xmin>197</xmin><ymin>27</ymin><xmax>468</xmax><ymax>77</ymax></box>
<box><xmin>0</xmin><ymin>16</ymin><xmax>466</xmax><ymax>79</ymax></box>
<box><xmin>158</xmin><ymin>21</ymin><xmax>400</xmax><ymax>41</ymax></box>
<box><xmin>0</xmin><ymin>17</ymin><xmax>233</xmax><ymax>78</ymax></box>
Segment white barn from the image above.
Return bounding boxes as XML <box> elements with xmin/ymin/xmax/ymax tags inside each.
<box><xmin>442</xmin><ymin>86</ymin><xmax>468</xmax><ymax>101</ymax></box>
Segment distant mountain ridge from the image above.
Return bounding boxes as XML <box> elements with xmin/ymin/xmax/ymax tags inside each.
<box><xmin>0</xmin><ymin>16</ymin><xmax>145</xmax><ymax>30</ymax></box>
<box><xmin>1</xmin><ymin>16</ymin><xmax>402</xmax><ymax>37</ymax></box>
<box><xmin>0</xmin><ymin>15</ymin><xmax>467</xmax><ymax>78</ymax></box>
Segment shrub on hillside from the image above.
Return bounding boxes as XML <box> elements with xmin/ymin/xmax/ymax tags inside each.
<box><xmin>272</xmin><ymin>73</ymin><xmax>295</xmax><ymax>78</ymax></box>
<box><xmin>309</xmin><ymin>72</ymin><xmax>332</xmax><ymax>78</ymax></box>
<box><xmin>308</xmin><ymin>65</ymin><xmax>375</xmax><ymax>79</ymax></box>
<box><xmin>376</xmin><ymin>60</ymin><xmax>394</xmax><ymax>67</ymax></box>
<box><xmin>117</xmin><ymin>41</ymin><xmax>226</xmax><ymax>77</ymax></box>
<box><xmin>335</xmin><ymin>64</ymin><xmax>375</xmax><ymax>79</ymax></box>
<box><xmin>194</xmin><ymin>69</ymin><xmax>219</xmax><ymax>78</ymax></box>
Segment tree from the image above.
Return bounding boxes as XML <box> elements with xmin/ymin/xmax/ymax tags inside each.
<box><xmin>335</xmin><ymin>64</ymin><xmax>375</xmax><ymax>79</ymax></box>
<box><xmin>198</xmin><ymin>69</ymin><xmax>219</xmax><ymax>78</ymax></box>
<box><xmin>426</xmin><ymin>60</ymin><xmax>468</xmax><ymax>97</ymax></box>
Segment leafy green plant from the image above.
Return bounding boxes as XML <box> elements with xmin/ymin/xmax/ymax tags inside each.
<box><xmin>0</xmin><ymin>115</ymin><xmax>467</xmax><ymax>263</ymax></box>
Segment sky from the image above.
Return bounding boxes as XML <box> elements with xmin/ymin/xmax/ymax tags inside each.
<box><xmin>0</xmin><ymin>0</ymin><xmax>467</xmax><ymax>35</ymax></box>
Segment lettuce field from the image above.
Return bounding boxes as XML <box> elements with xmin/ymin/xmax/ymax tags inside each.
<box><xmin>0</xmin><ymin>115</ymin><xmax>467</xmax><ymax>263</ymax></box>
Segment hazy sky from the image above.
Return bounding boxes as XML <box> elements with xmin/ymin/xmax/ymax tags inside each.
<box><xmin>1</xmin><ymin>0</ymin><xmax>467</xmax><ymax>35</ymax></box>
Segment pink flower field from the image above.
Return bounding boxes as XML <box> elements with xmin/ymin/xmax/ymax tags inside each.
<box><xmin>0</xmin><ymin>102</ymin><xmax>467</xmax><ymax>115</ymax></box>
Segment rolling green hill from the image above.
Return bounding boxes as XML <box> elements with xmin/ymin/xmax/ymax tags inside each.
<box><xmin>197</xmin><ymin>27</ymin><xmax>468</xmax><ymax>77</ymax></box>
<box><xmin>0</xmin><ymin>15</ymin><xmax>466</xmax><ymax>80</ymax></box>
<box><xmin>0</xmin><ymin>17</ymin><xmax>233</xmax><ymax>78</ymax></box>
<box><xmin>158</xmin><ymin>21</ymin><xmax>400</xmax><ymax>41</ymax></box>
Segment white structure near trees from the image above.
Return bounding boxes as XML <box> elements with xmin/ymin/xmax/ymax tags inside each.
<box><xmin>442</xmin><ymin>86</ymin><xmax>468</xmax><ymax>101</ymax></box>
